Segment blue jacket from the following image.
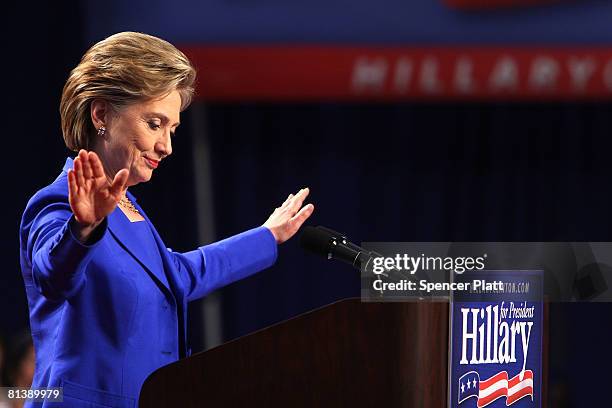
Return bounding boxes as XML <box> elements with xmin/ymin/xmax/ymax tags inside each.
<box><xmin>19</xmin><ymin>157</ymin><xmax>278</xmax><ymax>407</ymax></box>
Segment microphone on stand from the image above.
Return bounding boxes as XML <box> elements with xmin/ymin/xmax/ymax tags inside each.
<box><xmin>300</xmin><ymin>225</ymin><xmax>405</xmax><ymax>278</ymax></box>
<box><xmin>299</xmin><ymin>225</ymin><xmax>430</xmax><ymax>299</ymax></box>
<box><xmin>299</xmin><ymin>226</ymin><xmax>379</xmax><ymax>272</ymax></box>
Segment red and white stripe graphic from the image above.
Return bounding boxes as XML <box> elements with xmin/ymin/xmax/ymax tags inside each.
<box><xmin>478</xmin><ymin>370</ymin><xmax>534</xmax><ymax>407</ymax></box>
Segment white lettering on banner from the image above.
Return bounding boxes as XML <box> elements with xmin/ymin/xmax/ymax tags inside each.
<box><xmin>490</xmin><ymin>57</ymin><xmax>519</xmax><ymax>91</ymax></box>
<box><xmin>420</xmin><ymin>57</ymin><xmax>443</xmax><ymax>93</ymax></box>
<box><xmin>568</xmin><ymin>57</ymin><xmax>597</xmax><ymax>91</ymax></box>
<box><xmin>529</xmin><ymin>56</ymin><xmax>560</xmax><ymax>90</ymax></box>
<box><xmin>352</xmin><ymin>57</ymin><xmax>387</xmax><ymax>92</ymax></box>
<box><xmin>394</xmin><ymin>58</ymin><xmax>413</xmax><ymax>92</ymax></box>
<box><xmin>454</xmin><ymin>57</ymin><xmax>476</xmax><ymax>93</ymax></box>
<box><xmin>459</xmin><ymin>303</ymin><xmax>534</xmax><ymax>376</ymax></box>
<box><xmin>350</xmin><ymin>53</ymin><xmax>612</xmax><ymax>95</ymax></box>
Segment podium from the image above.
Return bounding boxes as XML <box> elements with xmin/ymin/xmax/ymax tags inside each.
<box><xmin>139</xmin><ymin>299</ymin><xmax>449</xmax><ymax>407</ymax></box>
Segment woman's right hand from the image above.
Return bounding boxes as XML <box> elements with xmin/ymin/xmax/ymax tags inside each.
<box><xmin>67</xmin><ymin>150</ymin><xmax>128</xmax><ymax>241</ymax></box>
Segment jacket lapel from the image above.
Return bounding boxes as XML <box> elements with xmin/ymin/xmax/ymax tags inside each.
<box><xmin>125</xmin><ymin>193</ymin><xmax>186</xmax><ymax>300</ymax></box>
<box><xmin>128</xmin><ymin>196</ymin><xmax>188</xmax><ymax>356</ymax></box>
<box><xmin>128</xmin><ymin>196</ymin><xmax>186</xmax><ymax>302</ymax></box>
<box><xmin>107</xmin><ymin>205</ymin><xmax>172</xmax><ymax>295</ymax></box>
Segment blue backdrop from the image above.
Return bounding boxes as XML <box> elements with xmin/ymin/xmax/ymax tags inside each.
<box><xmin>81</xmin><ymin>0</ymin><xmax>612</xmax><ymax>44</ymax></box>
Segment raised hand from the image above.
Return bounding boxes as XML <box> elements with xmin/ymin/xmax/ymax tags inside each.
<box><xmin>263</xmin><ymin>188</ymin><xmax>315</xmax><ymax>244</ymax></box>
<box><xmin>67</xmin><ymin>150</ymin><xmax>128</xmax><ymax>230</ymax></box>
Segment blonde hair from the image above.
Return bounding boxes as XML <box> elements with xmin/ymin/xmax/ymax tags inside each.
<box><xmin>60</xmin><ymin>31</ymin><xmax>196</xmax><ymax>151</ymax></box>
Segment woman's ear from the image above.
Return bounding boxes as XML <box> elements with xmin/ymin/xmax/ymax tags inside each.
<box><xmin>90</xmin><ymin>99</ymin><xmax>108</xmax><ymax>129</ymax></box>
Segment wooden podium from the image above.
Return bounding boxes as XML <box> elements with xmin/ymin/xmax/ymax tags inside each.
<box><xmin>139</xmin><ymin>299</ymin><xmax>449</xmax><ymax>407</ymax></box>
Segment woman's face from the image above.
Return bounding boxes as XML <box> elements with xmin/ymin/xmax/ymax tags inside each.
<box><xmin>98</xmin><ymin>90</ymin><xmax>182</xmax><ymax>187</ymax></box>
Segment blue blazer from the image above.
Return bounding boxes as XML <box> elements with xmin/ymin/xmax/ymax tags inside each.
<box><xmin>19</xmin><ymin>157</ymin><xmax>278</xmax><ymax>407</ymax></box>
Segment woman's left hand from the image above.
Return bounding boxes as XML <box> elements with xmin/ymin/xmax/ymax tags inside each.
<box><xmin>264</xmin><ymin>188</ymin><xmax>315</xmax><ymax>244</ymax></box>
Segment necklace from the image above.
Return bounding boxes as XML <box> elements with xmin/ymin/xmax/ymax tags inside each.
<box><xmin>119</xmin><ymin>196</ymin><xmax>140</xmax><ymax>214</ymax></box>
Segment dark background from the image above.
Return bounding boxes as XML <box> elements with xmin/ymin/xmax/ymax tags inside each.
<box><xmin>3</xmin><ymin>2</ymin><xmax>611</xmax><ymax>407</ymax></box>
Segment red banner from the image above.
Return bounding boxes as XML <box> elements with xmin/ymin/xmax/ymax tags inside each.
<box><xmin>182</xmin><ymin>46</ymin><xmax>612</xmax><ymax>101</ymax></box>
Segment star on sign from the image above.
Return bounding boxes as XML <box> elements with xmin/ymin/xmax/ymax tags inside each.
<box><xmin>461</xmin><ymin>382</ymin><xmax>465</xmax><ymax>393</ymax></box>
<box><xmin>472</xmin><ymin>378</ymin><xmax>477</xmax><ymax>389</ymax></box>
<box><xmin>467</xmin><ymin>380</ymin><xmax>471</xmax><ymax>390</ymax></box>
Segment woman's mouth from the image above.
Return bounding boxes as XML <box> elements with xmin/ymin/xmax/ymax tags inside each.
<box><xmin>144</xmin><ymin>157</ymin><xmax>159</xmax><ymax>169</ymax></box>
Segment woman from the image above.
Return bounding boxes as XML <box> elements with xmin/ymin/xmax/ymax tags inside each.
<box><xmin>18</xmin><ymin>32</ymin><xmax>313</xmax><ymax>407</ymax></box>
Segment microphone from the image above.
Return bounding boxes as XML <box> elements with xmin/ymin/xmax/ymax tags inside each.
<box><xmin>299</xmin><ymin>225</ymin><xmax>385</xmax><ymax>274</ymax></box>
<box><xmin>300</xmin><ymin>225</ymin><xmax>427</xmax><ymax>299</ymax></box>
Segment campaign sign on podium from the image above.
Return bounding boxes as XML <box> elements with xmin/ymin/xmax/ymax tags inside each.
<box><xmin>449</xmin><ymin>271</ymin><xmax>543</xmax><ymax>408</ymax></box>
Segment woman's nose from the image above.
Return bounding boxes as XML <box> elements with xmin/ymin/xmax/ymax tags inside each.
<box><xmin>156</xmin><ymin>133</ymin><xmax>172</xmax><ymax>158</ymax></box>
